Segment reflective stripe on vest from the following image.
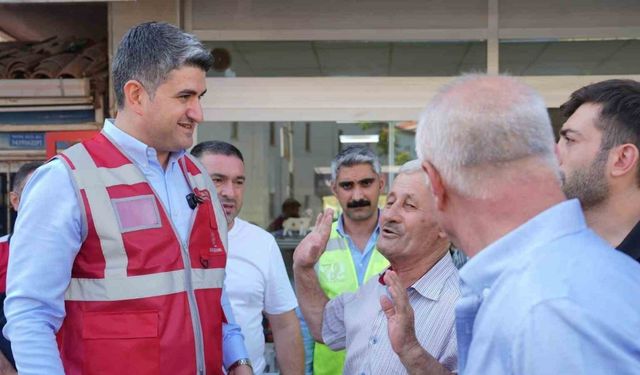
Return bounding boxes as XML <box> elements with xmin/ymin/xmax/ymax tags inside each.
<box><xmin>65</xmin><ymin>268</ymin><xmax>225</xmax><ymax>301</ymax></box>
<box><xmin>61</xmin><ymin>143</ymin><xmax>226</xmax><ymax>300</ymax></box>
<box><xmin>317</xmin><ymin>221</ymin><xmax>389</xmax><ymax>298</ymax></box>
<box><xmin>325</xmin><ymin>237</ymin><xmax>347</xmax><ymax>252</ymax></box>
<box><xmin>63</xmin><ymin>143</ymin><xmax>129</xmax><ymax>278</ymax></box>
<box><xmin>58</xmin><ymin>134</ymin><xmax>227</xmax><ymax>375</ymax></box>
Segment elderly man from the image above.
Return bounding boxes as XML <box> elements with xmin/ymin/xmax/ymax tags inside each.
<box><xmin>557</xmin><ymin>79</ymin><xmax>640</xmax><ymax>262</ymax></box>
<box><xmin>408</xmin><ymin>74</ymin><xmax>640</xmax><ymax>375</ymax></box>
<box><xmin>5</xmin><ymin>22</ymin><xmax>250</xmax><ymax>375</ymax></box>
<box><xmin>294</xmin><ymin>160</ymin><xmax>459</xmax><ymax>375</ymax></box>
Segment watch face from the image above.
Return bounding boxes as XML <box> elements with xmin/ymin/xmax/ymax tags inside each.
<box><xmin>228</xmin><ymin>358</ymin><xmax>252</xmax><ymax>371</ymax></box>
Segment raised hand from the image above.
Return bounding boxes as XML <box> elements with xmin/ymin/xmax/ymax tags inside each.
<box><xmin>380</xmin><ymin>270</ymin><xmax>420</xmax><ymax>356</ymax></box>
<box><xmin>379</xmin><ymin>271</ymin><xmax>453</xmax><ymax>375</ymax></box>
<box><xmin>293</xmin><ymin>208</ymin><xmax>334</xmax><ymax>269</ymax></box>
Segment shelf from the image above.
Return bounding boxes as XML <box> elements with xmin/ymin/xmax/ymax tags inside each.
<box><xmin>0</xmin><ymin>149</ymin><xmax>46</xmax><ymax>161</ymax></box>
<box><xmin>0</xmin><ymin>79</ymin><xmax>90</xmax><ymax>98</ymax></box>
<box><xmin>0</xmin><ymin>123</ymin><xmax>101</xmax><ymax>132</ymax></box>
<box><xmin>0</xmin><ymin>97</ymin><xmax>94</xmax><ymax>107</ymax></box>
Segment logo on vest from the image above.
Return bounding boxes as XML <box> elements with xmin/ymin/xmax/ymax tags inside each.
<box><xmin>320</xmin><ymin>263</ymin><xmax>346</xmax><ymax>282</ymax></box>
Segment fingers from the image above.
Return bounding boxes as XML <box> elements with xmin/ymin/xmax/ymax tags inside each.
<box><xmin>313</xmin><ymin>209</ymin><xmax>333</xmax><ymax>232</ymax></box>
<box><xmin>380</xmin><ymin>295</ymin><xmax>395</xmax><ymax>319</ymax></box>
<box><xmin>317</xmin><ymin>208</ymin><xmax>334</xmax><ymax>235</ymax></box>
<box><xmin>313</xmin><ymin>212</ymin><xmax>323</xmax><ymax>228</ymax></box>
<box><xmin>384</xmin><ymin>271</ymin><xmax>411</xmax><ymax>314</ymax></box>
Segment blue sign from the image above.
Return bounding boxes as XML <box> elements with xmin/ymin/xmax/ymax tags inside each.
<box><xmin>8</xmin><ymin>133</ymin><xmax>45</xmax><ymax>149</ymax></box>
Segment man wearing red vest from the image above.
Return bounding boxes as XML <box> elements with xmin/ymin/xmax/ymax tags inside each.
<box><xmin>4</xmin><ymin>22</ymin><xmax>252</xmax><ymax>375</ymax></box>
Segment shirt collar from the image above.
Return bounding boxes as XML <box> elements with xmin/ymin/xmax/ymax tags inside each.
<box><xmin>102</xmin><ymin>119</ymin><xmax>185</xmax><ymax>168</ymax></box>
<box><xmin>458</xmin><ymin>199</ymin><xmax>587</xmax><ymax>296</ymax></box>
<box><xmin>378</xmin><ymin>253</ymin><xmax>458</xmax><ymax>301</ymax></box>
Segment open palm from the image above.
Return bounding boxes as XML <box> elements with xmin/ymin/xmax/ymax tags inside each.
<box><xmin>293</xmin><ymin>209</ymin><xmax>334</xmax><ymax>269</ymax></box>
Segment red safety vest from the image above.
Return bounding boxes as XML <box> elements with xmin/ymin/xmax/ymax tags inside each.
<box><xmin>56</xmin><ymin>133</ymin><xmax>227</xmax><ymax>375</ymax></box>
<box><xmin>0</xmin><ymin>235</ymin><xmax>8</xmax><ymax>293</ymax></box>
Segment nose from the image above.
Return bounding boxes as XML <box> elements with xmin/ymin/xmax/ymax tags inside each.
<box><xmin>219</xmin><ymin>180</ymin><xmax>235</xmax><ymax>199</ymax></box>
<box><xmin>188</xmin><ymin>98</ymin><xmax>204</xmax><ymax>123</ymax></box>
<box><xmin>380</xmin><ymin>201</ymin><xmax>400</xmax><ymax>224</ymax></box>
<box><xmin>554</xmin><ymin>143</ymin><xmax>564</xmax><ymax>165</ymax></box>
<box><xmin>352</xmin><ymin>185</ymin><xmax>365</xmax><ymax>201</ymax></box>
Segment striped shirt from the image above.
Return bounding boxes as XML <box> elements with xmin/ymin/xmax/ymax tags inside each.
<box><xmin>322</xmin><ymin>253</ymin><xmax>460</xmax><ymax>374</ymax></box>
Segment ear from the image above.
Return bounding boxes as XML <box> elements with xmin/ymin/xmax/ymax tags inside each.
<box><xmin>9</xmin><ymin>192</ymin><xmax>19</xmax><ymax>212</ymax></box>
<box><xmin>122</xmin><ymin>80</ymin><xmax>147</xmax><ymax>116</ymax></box>
<box><xmin>378</xmin><ymin>174</ymin><xmax>385</xmax><ymax>191</ymax></box>
<box><xmin>610</xmin><ymin>144</ymin><xmax>639</xmax><ymax>179</ymax></box>
<box><xmin>330</xmin><ymin>181</ymin><xmax>337</xmax><ymax>196</ymax></box>
<box><xmin>422</xmin><ymin>161</ymin><xmax>446</xmax><ymax>211</ymax></box>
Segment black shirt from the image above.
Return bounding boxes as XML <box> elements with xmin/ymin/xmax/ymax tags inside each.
<box><xmin>616</xmin><ymin>220</ymin><xmax>640</xmax><ymax>262</ymax></box>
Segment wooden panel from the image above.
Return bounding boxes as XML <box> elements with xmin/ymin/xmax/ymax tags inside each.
<box><xmin>0</xmin><ymin>150</ymin><xmax>46</xmax><ymax>160</ymax></box>
<box><xmin>7</xmin><ymin>1</ymin><xmax>133</xmax><ymax>2</ymax></box>
<box><xmin>0</xmin><ymin>123</ymin><xmax>100</xmax><ymax>132</ymax></box>
<box><xmin>0</xmin><ymin>97</ymin><xmax>93</xmax><ymax>106</ymax></box>
<box><xmin>0</xmin><ymin>105</ymin><xmax>93</xmax><ymax>112</ymax></box>
<box><xmin>110</xmin><ymin>0</ymin><xmax>179</xmax><ymax>46</ymax></box>
<box><xmin>0</xmin><ymin>79</ymin><xmax>90</xmax><ymax>98</ymax></box>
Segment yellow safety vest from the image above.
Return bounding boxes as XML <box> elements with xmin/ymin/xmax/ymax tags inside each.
<box><xmin>313</xmin><ymin>221</ymin><xmax>389</xmax><ymax>375</ymax></box>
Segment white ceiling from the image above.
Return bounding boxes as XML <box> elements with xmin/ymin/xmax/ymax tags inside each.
<box><xmin>205</xmin><ymin>39</ymin><xmax>640</xmax><ymax>77</ymax></box>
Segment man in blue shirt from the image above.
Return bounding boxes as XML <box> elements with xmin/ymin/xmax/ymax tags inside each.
<box><xmin>387</xmin><ymin>74</ymin><xmax>640</xmax><ymax>374</ymax></box>
<box><xmin>4</xmin><ymin>22</ymin><xmax>251</xmax><ymax>375</ymax></box>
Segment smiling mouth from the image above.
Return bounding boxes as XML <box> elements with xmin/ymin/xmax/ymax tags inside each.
<box><xmin>381</xmin><ymin>226</ymin><xmax>399</xmax><ymax>236</ymax></box>
<box><xmin>178</xmin><ymin>122</ymin><xmax>195</xmax><ymax>130</ymax></box>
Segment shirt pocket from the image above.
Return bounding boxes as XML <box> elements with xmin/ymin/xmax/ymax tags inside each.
<box><xmin>82</xmin><ymin>310</ymin><xmax>160</xmax><ymax>375</ymax></box>
<box><xmin>111</xmin><ymin>195</ymin><xmax>162</xmax><ymax>233</ymax></box>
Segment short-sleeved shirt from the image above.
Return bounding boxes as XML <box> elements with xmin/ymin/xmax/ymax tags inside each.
<box><xmin>322</xmin><ymin>253</ymin><xmax>459</xmax><ymax>374</ymax></box>
<box><xmin>225</xmin><ymin>218</ymin><xmax>298</xmax><ymax>374</ymax></box>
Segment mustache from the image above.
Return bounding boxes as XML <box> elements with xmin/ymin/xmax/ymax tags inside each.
<box><xmin>347</xmin><ymin>199</ymin><xmax>371</xmax><ymax>208</ymax></box>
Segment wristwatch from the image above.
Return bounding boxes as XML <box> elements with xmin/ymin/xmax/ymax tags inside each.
<box><xmin>227</xmin><ymin>358</ymin><xmax>252</xmax><ymax>372</ymax></box>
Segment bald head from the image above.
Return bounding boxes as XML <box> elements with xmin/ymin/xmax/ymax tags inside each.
<box><xmin>416</xmin><ymin>75</ymin><xmax>558</xmax><ymax>198</ymax></box>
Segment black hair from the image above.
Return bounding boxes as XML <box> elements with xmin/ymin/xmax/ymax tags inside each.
<box><xmin>561</xmin><ymin>79</ymin><xmax>640</xmax><ymax>184</ymax></box>
<box><xmin>12</xmin><ymin>161</ymin><xmax>43</xmax><ymax>193</ymax></box>
<box><xmin>190</xmin><ymin>140</ymin><xmax>244</xmax><ymax>162</ymax></box>
<box><xmin>112</xmin><ymin>21</ymin><xmax>213</xmax><ymax>108</ymax></box>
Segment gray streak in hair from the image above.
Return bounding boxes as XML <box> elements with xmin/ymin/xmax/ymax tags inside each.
<box><xmin>112</xmin><ymin>22</ymin><xmax>213</xmax><ymax>108</ymax></box>
<box><xmin>330</xmin><ymin>145</ymin><xmax>381</xmax><ymax>181</ymax></box>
